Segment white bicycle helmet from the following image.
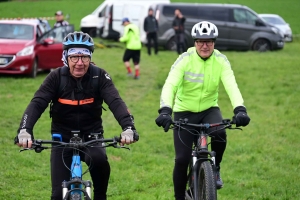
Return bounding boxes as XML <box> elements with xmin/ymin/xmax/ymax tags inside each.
<box><xmin>191</xmin><ymin>21</ymin><xmax>218</xmax><ymax>40</ymax></box>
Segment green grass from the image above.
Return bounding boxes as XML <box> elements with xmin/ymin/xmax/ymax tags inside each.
<box><xmin>0</xmin><ymin>0</ymin><xmax>299</xmax><ymax>34</ymax></box>
<box><xmin>1</xmin><ymin>0</ymin><xmax>300</xmax><ymax>199</ymax></box>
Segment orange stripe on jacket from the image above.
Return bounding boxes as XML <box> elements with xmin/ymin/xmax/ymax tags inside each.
<box><xmin>58</xmin><ymin>98</ymin><xmax>94</xmax><ymax>105</ymax></box>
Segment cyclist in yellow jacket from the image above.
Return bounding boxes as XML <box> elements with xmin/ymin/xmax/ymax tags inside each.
<box><xmin>119</xmin><ymin>17</ymin><xmax>142</xmax><ymax>79</ymax></box>
<box><xmin>155</xmin><ymin>21</ymin><xmax>250</xmax><ymax>200</ymax></box>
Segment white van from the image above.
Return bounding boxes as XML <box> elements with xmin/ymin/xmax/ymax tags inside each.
<box><xmin>80</xmin><ymin>0</ymin><xmax>170</xmax><ymax>43</ymax></box>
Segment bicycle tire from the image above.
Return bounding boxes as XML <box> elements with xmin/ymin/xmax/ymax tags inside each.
<box><xmin>70</xmin><ymin>192</ymin><xmax>81</xmax><ymax>200</ymax></box>
<box><xmin>197</xmin><ymin>161</ymin><xmax>217</xmax><ymax>200</ymax></box>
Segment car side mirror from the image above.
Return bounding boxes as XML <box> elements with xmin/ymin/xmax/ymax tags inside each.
<box><xmin>42</xmin><ymin>38</ymin><xmax>54</xmax><ymax>45</ymax></box>
<box><xmin>255</xmin><ymin>19</ymin><xmax>265</xmax><ymax>26</ymax></box>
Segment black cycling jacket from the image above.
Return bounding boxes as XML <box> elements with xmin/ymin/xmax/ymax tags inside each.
<box><xmin>18</xmin><ymin>65</ymin><xmax>134</xmax><ymax>138</ymax></box>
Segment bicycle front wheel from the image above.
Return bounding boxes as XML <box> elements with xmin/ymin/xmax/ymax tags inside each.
<box><xmin>197</xmin><ymin>161</ymin><xmax>217</xmax><ymax>200</ymax></box>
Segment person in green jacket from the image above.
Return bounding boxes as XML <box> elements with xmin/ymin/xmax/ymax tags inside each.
<box><xmin>119</xmin><ymin>17</ymin><xmax>142</xmax><ymax>79</ymax></box>
<box><xmin>155</xmin><ymin>21</ymin><xmax>250</xmax><ymax>200</ymax></box>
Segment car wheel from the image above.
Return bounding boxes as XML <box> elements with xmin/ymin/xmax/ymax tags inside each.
<box><xmin>30</xmin><ymin>59</ymin><xmax>38</xmax><ymax>78</ymax></box>
<box><xmin>252</xmin><ymin>39</ymin><xmax>271</xmax><ymax>52</ymax></box>
<box><xmin>165</xmin><ymin>37</ymin><xmax>177</xmax><ymax>51</ymax></box>
<box><xmin>89</xmin><ymin>28</ymin><xmax>97</xmax><ymax>37</ymax></box>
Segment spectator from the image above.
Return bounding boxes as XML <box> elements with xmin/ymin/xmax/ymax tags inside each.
<box><xmin>172</xmin><ymin>9</ymin><xmax>186</xmax><ymax>54</ymax></box>
<box><xmin>143</xmin><ymin>8</ymin><xmax>159</xmax><ymax>55</ymax></box>
<box><xmin>53</xmin><ymin>10</ymin><xmax>69</xmax><ymax>28</ymax></box>
<box><xmin>119</xmin><ymin>17</ymin><xmax>142</xmax><ymax>80</ymax></box>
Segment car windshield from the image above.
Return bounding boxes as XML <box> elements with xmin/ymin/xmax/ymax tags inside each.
<box><xmin>261</xmin><ymin>16</ymin><xmax>286</xmax><ymax>25</ymax></box>
<box><xmin>0</xmin><ymin>23</ymin><xmax>34</xmax><ymax>40</ymax></box>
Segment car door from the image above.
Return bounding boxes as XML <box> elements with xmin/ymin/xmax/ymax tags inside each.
<box><xmin>197</xmin><ymin>6</ymin><xmax>231</xmax><ymax>50</ymax></box>
<box><xmin>227</xmin><ymin>8</ymin><xmax>262</xmax><ymax>49</ymax></box>
<box><xmin>35</xmin><ymin>25</ymin><xmax>74</xmax><ymax>69</ymax></box>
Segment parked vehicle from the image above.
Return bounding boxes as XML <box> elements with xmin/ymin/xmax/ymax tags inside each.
<box><xmin>80</xmin><ymin>0</ymin><xmax>170</xmax><ymax>43</ymax></box>
<box><xmin>153</xmin><ymin>3</ymin><xmax>284</xmax><ymax>51</ymax></box>
<box><xmin>259</xmin><ymin>14</ymin><xmax>292</xmax><ymax>42</ymax></box>
<box><xmin>0</xmin><ymin>19</ymin><xmax>74</xmax><ymax>78</ymax></box>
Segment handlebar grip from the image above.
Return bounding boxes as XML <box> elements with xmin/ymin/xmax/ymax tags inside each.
<box><xmin>114</xmin><ymin>136</ymin><xmax>121</xmax><ymax>143</ymax></box>
<box><xmin>133</xmin><ymin>131</ymin><xmax>139</xmax><ymax>141</ymax></box>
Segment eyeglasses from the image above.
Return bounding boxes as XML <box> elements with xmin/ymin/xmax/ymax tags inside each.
<box><xmin>69</xmin><ymin>56</ymin><xmax>90</xmax><ymax>63</ymax></box>
<box><xmin>195</xmin><ymin>40</ymin><xmax>214</xmax><ymax>46</ymax></box>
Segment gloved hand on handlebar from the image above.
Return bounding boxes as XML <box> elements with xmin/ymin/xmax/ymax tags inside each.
<box><xmin>155</xmin><ymin>107</ymin><xmax>173</xmax><ymax>132</ymax></box>
<box><xmin>15</xmin><ymin>129</ymin><xmax>34</xmax><ymax>148</ymax></box>
<box><xmin>120</xmin><ymin>126</ymin><xmax>139</xmax><ymax>145</ymax></box>
<box><xmin>232</xmin><ymin>106</ymin><xmax>250</xmax><ymax>127</ymax></box>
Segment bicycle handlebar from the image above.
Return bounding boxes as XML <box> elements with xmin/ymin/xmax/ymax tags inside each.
<box><xmin>172</xmin><ymin>118</ymin><xmax>237</xmax><ymax>129</ymax></box>
<box><xmin>20</xmin><ymin>135</ymin><xmax>129</xmax><ymax>153</ymax></box>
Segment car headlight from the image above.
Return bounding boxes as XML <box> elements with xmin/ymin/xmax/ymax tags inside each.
<box><xmin>16</xmin><ymin>45</ymin><xmax>34</xmax><ymax>56</ymax></box>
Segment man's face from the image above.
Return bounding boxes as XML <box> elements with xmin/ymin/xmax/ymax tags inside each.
<box><xmin>67</xmin><ymin>54</ymin><xmax>90</xmax><ymax>78</ymax></box>
<box><xmin>194</xmin><ymin>39</ymin><xmax>215</xmax><ymax>58</ymax></box>
<box><xmin>55</xmin><ymin>14</ymin><xmax>63</xmax><ymax>21</ymax></box>
<box><xmin>149</xmin><ymin>10</ymin><xmax>153</xmax><ymax>16</ymax></box>
<box><xmin>174</xmin><ymin>9</ymin><xmax>180</xmax><ymax>16</ymax></box>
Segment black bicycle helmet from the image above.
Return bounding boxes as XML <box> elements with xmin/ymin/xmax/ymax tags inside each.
<box><xmin>63</xmin><ymin>31</ymin><xmax>94</xmax><ymax>52</ymax></box>
<box><xmin>191</xmin><ymin>21</ymin><xmax>218</xmax><ymax>40</ymax></box>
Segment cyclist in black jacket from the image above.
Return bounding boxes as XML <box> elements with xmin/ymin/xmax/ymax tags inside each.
<box><xmin>15</xmin><ymin>31</ymin><xmax>139</xmax><ymax>200</ymax></box>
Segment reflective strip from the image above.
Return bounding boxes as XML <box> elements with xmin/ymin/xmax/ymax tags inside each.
<box><xmin>171</xmin><ymin>51</ymin><xmax>193</xmax><ymax>70</ymax></box>
<box><xmin>184</xmin><ymin>71</ymin><xmax>204</xmax><ymax>83</ymax></box>
<box><xmin>184</xmin><ymin>77</ymin><xmax>203</xmax><ymax>83</ymax></box>
<box><xmin>58</xmin><ymin>98</ymin><xmax>94</xmax><ymax>105</ymax></box>
<box><xmin>185</xmin><ymin>71</ymin><xmax>204</xmax><ymax>77</ymax></box>
<box><xmin>214</xmin><ymin>51</ymin><xmax>230</xmax><ymax>65</ymax></box>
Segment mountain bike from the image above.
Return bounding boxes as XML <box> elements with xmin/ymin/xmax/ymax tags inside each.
<box><xmin>20</xmin><ymin>131</ymin><xmax>129</xmax><ymax>200</ymax></box>
<box><xmin>171</xmin><ymin>118</ymin><xmax>240</xmax><ymax>200</ymax></box>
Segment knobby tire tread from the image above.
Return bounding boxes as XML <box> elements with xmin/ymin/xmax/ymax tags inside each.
<box><xmin>197</xmin><ymin>161</ymin><xmax>217</xmax><ymax>200</ymax></box>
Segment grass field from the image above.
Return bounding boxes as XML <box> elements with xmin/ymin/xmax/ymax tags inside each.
<box><xmin>1</xmin><ymin>0</ymin><xmax>300</xmax><ymax>200</ymax></box>
<box><xmin>0</xmin><ymin>0</ymin><xmax>299</xmax><ymax>34</ymax></box>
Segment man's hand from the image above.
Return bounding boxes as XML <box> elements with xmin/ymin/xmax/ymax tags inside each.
<box><xmin>232</xmin><ymin>106</ymin><xmax>250</xmax><ymax>127</ymax></box>
<box><xmin>17</xmin><ymin>129</ymin><xmax>33</xmax><ymax>148</ymax></box>
<box><xmin>120</xmin><ymin>127</ymin><xmax>138</xmax><ymax>145</ymax></box>
<box><xmin>155</xmin><ymin>107</ymin><xmax>173</xmax><ymax>132</ymax></box>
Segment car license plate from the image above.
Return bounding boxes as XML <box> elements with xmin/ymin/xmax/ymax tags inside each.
<box><xmin>0</xmin><ymin>58</ymin><xmax>8</xmax><ymax>64</ymax></box>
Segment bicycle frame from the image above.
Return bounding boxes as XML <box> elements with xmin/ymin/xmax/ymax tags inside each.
<box><xmin>52</xmin><ymin>132</ymin><xmax>92</xmax><ymax>200</ymax></box>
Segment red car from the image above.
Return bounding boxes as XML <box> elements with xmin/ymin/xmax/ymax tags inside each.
<box><xmin>0</xmin><ymin>19</ymin><xmax>74</xmax><ymax>78</ymax></box>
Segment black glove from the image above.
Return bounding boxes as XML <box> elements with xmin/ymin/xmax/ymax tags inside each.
<box><xmin>232</xmin><ymin>106</ymin><xmax>250</xmax><ymax>127</ymax></box>
<box><xmin>155</xmin><ymin>107</ymin><xmax>173</xmax><ymax>132</ymax></box>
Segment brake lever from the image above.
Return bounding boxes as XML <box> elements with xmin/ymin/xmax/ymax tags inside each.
<box><xmin>228</xmin><ymin>126</ymin><xmax>243</xmax><ymax>131</ymax></box>
<box><xmin>118</xmin><ymin>146</ymin><xmax>130</xmax><ymax>150</ymax></box>
<box><xmin>19</xmin><ymin>148</ymin><xmax>32</xmax><ymax>152</ymax></box>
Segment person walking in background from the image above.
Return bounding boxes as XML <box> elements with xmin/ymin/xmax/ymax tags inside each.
<box><xmin>155</xmin><ymin>21</ymin><xmax>250</xmax><ymax>199</ymax></box>
<box><xmin>119</xmin><ymin>17</ymin><xmax>142</xmax><ymax>80</ymax></box>
<box><xmin>53</xmin><ymin>10</ymin><xmax>69</xmax><ymax>27</ymax></box>
<box><xmin>172</xmin><ymin>9</ymin><xmax>186</xmax><ymax>55</ymax></box>
<box><xmin>143</xmin><ymin>8</ymin><xmax>159</xmax><ymax>55</ymax></box>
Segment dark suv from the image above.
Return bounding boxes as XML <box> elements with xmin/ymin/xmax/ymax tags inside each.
<box><xmin>154</xmin><ymin>3</ymin><xmax>284</xmax><ymax>51</ymax></box>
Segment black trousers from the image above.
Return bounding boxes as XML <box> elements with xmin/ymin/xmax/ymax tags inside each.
<box><xmin>175</xmin><ymin>33</ymin><xmax>186</xmax><ymax>55</ymax></box>
<box><xmin>50</xmin><ymin>137</ymin><xmax>110</xmax><ymax>200</ymax></box>
<box><xmin>146</xmin><ymin>32</ymin><xmax>158</xmax><ymax>55</ymax></box>
<box><xmin>172</xmin><ymin>107</ymin><xmax>227</xmax><ymax>200</ymax></box>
